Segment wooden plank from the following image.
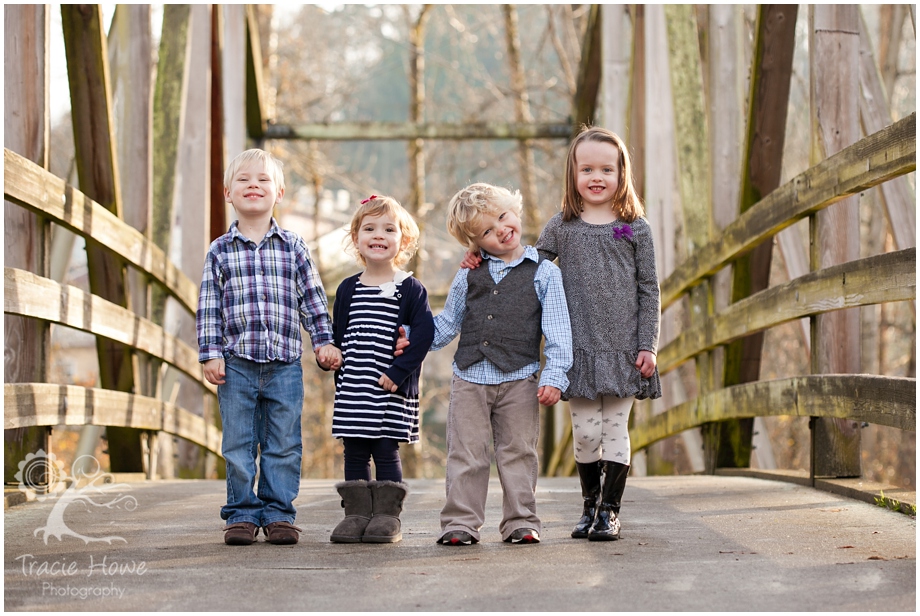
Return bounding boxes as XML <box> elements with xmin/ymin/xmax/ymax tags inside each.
<box><xmin>170</xmin><ymin>4</ymin><xmax>213</xmax><ymax>480</ymax></box>
<box><xmin>3</xmin><ymin>149</ymin><xmax>199</xmax><ymax>314</ymax></box>
<box><xmin>858</xmin><ymin>8</ymin><xmax>916</xmax><ymax>250</ymax></box>
<box><xmin>659</xmin><ymin>249</ymin><xmax>916</xmax><ymax>374</ymax></box>
<box><xmin>810</xmin><ymin>5</ymin><xmax>862</xmax><ymax>478</ymax></box>
<box><xmin>666</xmin><ymin>4</ymin><xmax>712</xmax><ymax>253</ymax></box>
<box><xmin>4</xmin><ymin>4</ymin><xmax>51</xmax><ymax>483</ymax></box>
<box><xmin>665</xmin><ymin>4</ymin><xmax>718</xmax><ymax>469</ymax></box>
<box><xmin>573</xmin><ymin>4</ymin><xmax>601</xmax><ymax>128</ymax></box>
<box><xmin>601</xmin><ymin>4</ymin><xmax>630</xmax><ymax>133</ymax></box>
<box><xmin>210</xmin><ymin>5</ymin><xmax>227</xmax><ymax>242</ymax></box>
<box><xmin>109</xmin><ymin>5</ymin><xmax>154</xmax><ymax>403</ymax></box>
<box><xmin>503</xmin><ymin>4</ymin><xmax>538</xmax><ymax>245</ymax></box>
<box><xmin>4</xmin><ymin>267</ymin><xmax>212</xmax><ymax>390</ymax></box>
<box><xmin>60</xmin><ymin>5</ymin><xmax>142</xmax><ymax>473</ymax></box>
<box><xmin>263</xmin><ymin>122</ymin><xmax>573</xmax><ymax>141</ymax></box>
<box><xmin>245</xmin><ymin>4</ymin><xmax>266</xmax><ymax>139</ymax></box>
<box><xmin>151</xmin><ymin>4</ymin><xmax>191</xmax><ymax>326</ymax></box>
<box><xmin>4</xmin><ymin>383</ymin><xmax>222</xmax><ymax>456</ymax></box>
<box><xmin>626</xmin><ymin>5</ymin><xmax>645</xmax><ymax>197</ymax></box>
<box><xmin>660</xmin><ymin>112</ymin><xmax>916</xmax><ymax>310</ymax></box>
<box><xmin>630</xmin><ymin>375</ymin><xmax>916</xmax><ymax>452</ymax></box>
<box><xmin>715</xmin><ymin>5</ymin><xmax>798</xmax><ymax>470</ymax></box>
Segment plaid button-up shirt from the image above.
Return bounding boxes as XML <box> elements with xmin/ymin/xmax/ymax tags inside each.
<box><xmin>197</xmin><ymin>219</ymin><xmax>333</xmax><ymax>364</ymax></box>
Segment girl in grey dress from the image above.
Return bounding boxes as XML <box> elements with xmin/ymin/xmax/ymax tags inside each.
<box><xmin>536</xmin><ymin>126</ymin><xmax>662</xmax><ymax>542</ymax></box>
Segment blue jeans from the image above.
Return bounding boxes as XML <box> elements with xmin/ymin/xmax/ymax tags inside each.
<box><xmin>218</xmin><ymin>355</ymin><xmax>303</xmax><ymax>526</ymax></box>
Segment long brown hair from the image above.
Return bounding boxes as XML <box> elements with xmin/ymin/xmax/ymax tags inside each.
<box><xmin>561</xmin><ymin>126</ymin><xmax>644</xmax><ymax>223</ymax></box>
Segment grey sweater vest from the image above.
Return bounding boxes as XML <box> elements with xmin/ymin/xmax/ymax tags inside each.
<box><xmin>454</xmin><ymin>258</ymin><xmax>542</xmax><ymax>373</ymax></box>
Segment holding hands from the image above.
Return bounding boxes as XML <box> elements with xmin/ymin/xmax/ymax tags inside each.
<box><xmin>316</xmin><ymin>343</ymin><xmax>343</xmax><ymax>371</ymax></box>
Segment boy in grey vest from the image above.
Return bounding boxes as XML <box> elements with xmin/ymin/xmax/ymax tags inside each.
<box><xmin>430</xmin><ymin>183</ymin><xmax>573</xmax><ymax>545</ymax></box>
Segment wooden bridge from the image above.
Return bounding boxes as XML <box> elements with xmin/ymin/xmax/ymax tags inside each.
<box><xmin>3</xmin><ymin>6</ymin><xmax>916</xmax><ymax>606</ymax></box>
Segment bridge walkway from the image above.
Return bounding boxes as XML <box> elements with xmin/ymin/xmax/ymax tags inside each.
<box><xmin>3</xmin><ymin>476</ymin><xmax>915</xmax><ymax>611</ymax></box>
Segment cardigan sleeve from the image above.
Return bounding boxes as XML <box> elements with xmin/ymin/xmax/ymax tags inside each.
<box><xmin>383</xmin><ymin>277</ymin><xmax>434</xmax><ymax>388</ymax></box>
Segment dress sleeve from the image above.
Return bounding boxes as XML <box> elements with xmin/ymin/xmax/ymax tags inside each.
<box><xmin>535</xmin><ymin>214</ymin><xmax>561</xmax><ymax>261</ymax></box>
<box><xmin>633</xmin><ymin>218</ymin><xmax>661</xmax><ymax>354</ymax></box>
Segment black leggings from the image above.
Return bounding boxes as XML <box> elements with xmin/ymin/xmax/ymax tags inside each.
<box><xmin>343</xmin><ymin>437</ymin><xmax>402</xmax><ymax>482</ymax></box>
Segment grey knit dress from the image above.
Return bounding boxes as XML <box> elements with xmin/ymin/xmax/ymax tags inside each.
<box><xmin>537</xmin><ymin>213</ymin><xmax>662</xmax><ymax>401</ymax></box>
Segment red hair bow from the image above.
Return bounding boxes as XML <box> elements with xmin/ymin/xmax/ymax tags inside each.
<box><xmin>361</xmin><ymin>195</ymin><xmax>378</xmax><ymax>205</ymax></box>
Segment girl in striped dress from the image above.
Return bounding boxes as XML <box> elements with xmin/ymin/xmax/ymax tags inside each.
<box><xmin>327</xmin><ymin>196</ymin><xmax>434</xmax><ymax>543</ymax></box>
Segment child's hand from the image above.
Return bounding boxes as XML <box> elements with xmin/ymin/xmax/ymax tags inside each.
<box><xmin>203</xmin><ymin>358</ymin><xmax>226</xmax><ymax>385</ymax></box>
<box><xmin>316</xmin><ymin>344</ymin><xmax>343</xmax><ymax>370</ymax></box>
<box><xmin>460</xmin><ymin>250</ymin><xmax>482</xmax><ymax>270</ymax></box>
<box><xmin>393</xmin><ymin>326</ymin><xmax>409</xmax><ymax>357</ymax></box>
<box><xmin>537</xmin><ymin>385</ymin><xmax>561</xmax><ymax>406</ymax></box>
<box><xmin>378</xmin><ymin>373</ymin><xmax>397</xmax><ymax>392</ymax></box>
<box><xmin>636</xmin><ymin>350</ymin><xmax>657</xmax><ymax>378</ymax></box>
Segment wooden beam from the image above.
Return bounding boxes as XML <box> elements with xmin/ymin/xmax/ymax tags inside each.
<box><xmin>4</xmin><ymin>267</ymin><xmax>211</xmax><ymax>390</ymax></box>
<box><xmin>3</xmin><ymin>149</ymin><xmax>199</xmax><ymax>314</ymax></box>
<box><xmin>809</xmin><ymin>5</ymin><xmax>861</xmax><ymax>479</ymax></box>
<box><xmin>659</xmin><ymin>112</ymin><xmax>916</xmax><ymax>310</ymax></box>
<box><xmin>263</xmin><ymin>122</ymin><xmax>573</xmax><ymax>141</ymax></box>
<box><xmin>245</xmin><ymin>4</ymin><xmax>266</xmax><ymax>139</ymax></box>
<box><xmin>4</xmin><ymin>4</ymin><xmax>51</xmax><ymax>483</ymax></box>
<box><xmin>5</xmin><ymin>384</ymin><xmax>222</xmax><ymax>456</ymax></box>
<box><xmin>210</xmin><ymin>5</ymin><xmax>227</xmax><ymax>241</ymax></box>
<box><xmin>858</xmin><ymin>8</ymin><xmax>916</xmax><ymax>250</ymax></box>
<box><xmin>152</xmin><ymin>4</ymin><xmax>191</xmax><ymax>325</ymax></box>
<box><xmin>717</xmin><ymin>5</ymin><xmax>798</xmax><ymax>470</ymax></box>
<box><xmin>572</xmin><ymin>4</ymin><xmax>602</xmax><ymax>129</ymax></box>
<box><xmin>626</xmin><ymin>5</ymin><xmax>645</xmax><ymax>199</ymax></box>
<box><xmin>62</xmin><ymin>4</ymin><xmax>143</xmax><ymax>473</ymax></box>
<box><xmin>659</xmin><ymin>249</ymin><xmax>916</xmax><ymax>374</ymax></box>
<box><xmin>631</xmin><ymin>375</ymin><xmax>916</xmax><ymax>452</ymax></box>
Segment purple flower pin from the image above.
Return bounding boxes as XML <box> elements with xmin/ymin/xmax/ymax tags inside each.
<box><xmin>613</xmin><ymin>224</ymin><xmax>633</xmax><ymax>241</ymax></box>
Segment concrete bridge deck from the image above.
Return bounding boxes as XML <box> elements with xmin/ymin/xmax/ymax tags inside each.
<box><xmin>4</xmin><ymin>475</ymin><xmax>915</xmax><ymax>612</ymax></box>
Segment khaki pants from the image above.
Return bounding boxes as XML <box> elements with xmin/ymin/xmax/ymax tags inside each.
<box><xmin>439</xmin><ymin>374</ymin><xmax>542</xmax><ymax>542</ymax></box>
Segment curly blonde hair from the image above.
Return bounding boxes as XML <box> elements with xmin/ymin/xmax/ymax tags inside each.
<box><xmin>446</xmin><ymin>183</ymin><xmax>523</xmax><ymax>250</ymax></box>
<box><xmin>346</xmin><ymin>195</ymin><xmax>420</xmax><ymax>267</ymax></box>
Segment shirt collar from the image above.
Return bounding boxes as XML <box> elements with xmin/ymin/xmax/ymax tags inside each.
<box><xmin>229</xmin><ymin>218</ymin><xmax>281</xmax><ymax>243</ymax></box>
<box><xmin>480</xmin><ymin>244</ymin><xmax>538</xmax><ymax>267</ymax></box>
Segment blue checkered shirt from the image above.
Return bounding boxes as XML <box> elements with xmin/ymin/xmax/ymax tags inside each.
<box><xmin>197</xmin><ymin>219</ymin><xmax>333</xmax><ymax>363</ymax></box>
<box><xmin>432</xmin><ymin>245</ymin><xmax>572</xmax><ymax>390</ymax></box>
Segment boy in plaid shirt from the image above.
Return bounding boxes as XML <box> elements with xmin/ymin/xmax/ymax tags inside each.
<box><xmin>197</xmin><ymin>149</ymin><xmax>341</xmax><ymax>546</ymax></box>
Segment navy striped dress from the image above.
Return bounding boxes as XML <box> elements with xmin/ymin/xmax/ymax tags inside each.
<box><xmin>331</xmin><ymin>283</ymin><xmax>420</xmax><ymax>443</ymax></box>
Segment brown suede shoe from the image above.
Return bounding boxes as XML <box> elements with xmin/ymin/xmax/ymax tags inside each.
<box><xmin>263</xmin><ymin>521</ymin><xmax>302</xmax><ymax>545</ymax></box>
<box><xmin>224</xmin><ymin>522</ymin><xmax>258</xmax><ymax>546</ymax></box>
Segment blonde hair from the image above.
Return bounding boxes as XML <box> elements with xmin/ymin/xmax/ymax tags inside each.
<box><xmin>346</xmin><ymin>195</ymin><xmax>420</xmax><ymax>268</ymax></box>
<box><xmin>446</xmin><ymin>183</ymin><xmax>523</xmax><ymax>250</ymax></box>
<box><xmin>562</xmin><ymin>126</ymin><xmax>644</xmax><ymax>223</ymax></box>
<box><xmin>223</xmin><ymin>149</ymin><xmax>285</xmax><ymax>193</ymax></box>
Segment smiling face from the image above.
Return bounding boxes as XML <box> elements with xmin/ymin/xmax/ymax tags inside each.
<box><xmin>224</xmin><ymin>160</ymin><xmax>283</xmax><ymax>221</ymax></box>
<box><xmin>353</xmin><ymin>212</ymin><xmax>404</xmax><ymax>267</ymax></box>
<box><xmin>573</xmin><ymin>139</ymin><xmax>621</xmax><ymax>212</ymax></box>
<box><xmin>473</xmin><ymin>208</ymin><xmax>524</xmax><ymax>263</ymax></box>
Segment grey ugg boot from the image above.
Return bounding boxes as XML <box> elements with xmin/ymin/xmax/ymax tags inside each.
<box><xmin>362</xmin><ymin>481</ymin><xmax>409</xmax><ymax>543</ymax></box>
<box><xmin>330</xmin><ymin>480</ymin><xmax>373</xmax><ymax>543</ymax></box>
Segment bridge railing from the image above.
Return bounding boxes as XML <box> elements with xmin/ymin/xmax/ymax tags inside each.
<box><xmin>547</xmin><ymin>113</ymin><xmax>916</xmax><ymax>483</ymax></box>
<box><xmin>3</xmin><ymin>148</ymin><xmax>223</xmax><ymax>469</ymax></box>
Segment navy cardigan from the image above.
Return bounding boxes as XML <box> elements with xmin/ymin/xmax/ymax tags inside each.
<box><xmin>329</xmin><ymin>273</ymin><xmax>434</xmax><ymax>398</ymax></box>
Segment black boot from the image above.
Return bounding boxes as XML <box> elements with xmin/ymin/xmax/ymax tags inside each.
<box><xmin>571</xmin><ymin>461</ymin><xmax>601</xmax><ymax>538</ymax></box>
<box><xmin>589</xmin><ymin>461</ymin><xmax>629</xmax><ymax>541</ymax></box>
